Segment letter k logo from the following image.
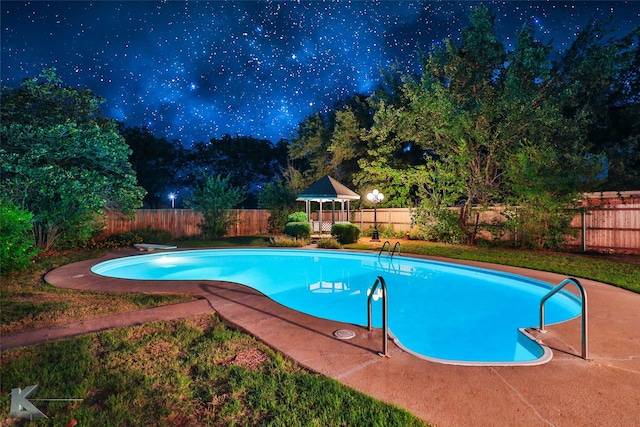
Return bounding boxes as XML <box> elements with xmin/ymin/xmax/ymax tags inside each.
<box><xmin>10</xmin><ymin>385</ymin><xmax>48</xmax><ymax>419</ymax></box>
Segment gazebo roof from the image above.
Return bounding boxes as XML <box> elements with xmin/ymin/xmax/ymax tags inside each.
<box><xmin>295</xmin><ymin>175</ymin><xmax>361</xmax><ymax>202</ymax></box>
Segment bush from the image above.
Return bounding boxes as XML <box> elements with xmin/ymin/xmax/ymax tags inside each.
<box><xmin>284</xmin><ymin>222</ymin><xmax>311</xmax><ymax>238</ymax></box>
<box><xmin>407</xmin><ymin>229</ymin><xmax>427</xmax><ymax>240</ymax></box>
<box><xmin>268</xmin><ymin>236</ymin><xmax>309</xmax><ymax>247</ymax></box>
<box><xmin>414</xmin><ymin>208</ymin><xmax>463</xmax><ymax>244</ymax></box>
<box><xmin>185</xmin><ymin>173</ymin><xmax>245</xmax><ymax>239</ymax></box>
<box><xmin>82</xmin><ymin>227</ymin><xmax>171</xmax><ymax>250</ymax></box>
<box><xmin>361</xmin><ymin>224</ymin><xmax>405</xmax><ymax>239</ymax></box>
<box><xmin>287</xmin><ymin>211</ymin><xmax>308</xmax><ymax>223</ymax></box>
<box><xmin>257</xmin><ymin>177</ymin><xmax>297</xmax><ymax>233</ymax></box>
<box><xmin>331</xmin><ymin>222</ymin><xmax>361</xmax><ymax>244</ymax></box>
<box><xmin>0</xmin><ymin>201</ymin><xmax>40</xmax><ymax>274</ymax></box>
<box><xmin>317</xmin><ymin>238</ymin><xmax>342</xmax><ymax>249</ymax></box>
<box><xmin>135</xmin><ymin>227</ymin><xmax>173</xmax><ymax>244</ymax></box>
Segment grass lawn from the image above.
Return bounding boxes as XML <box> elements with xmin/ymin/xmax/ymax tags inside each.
<box><xmin>1</xmin><ymin>315</ymin><xmax>426</xmax><ymax>426</ymax></box>
<box><xmin>1</xmin><ymin>236</ymin><xmax>637</xmax><ymax>425</ymax></box>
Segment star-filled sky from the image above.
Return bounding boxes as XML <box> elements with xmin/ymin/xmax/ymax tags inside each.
<box><xmin>2</xmin><ymin>1</ymin><xmax>638</xmax><ymax>146</ymax></box>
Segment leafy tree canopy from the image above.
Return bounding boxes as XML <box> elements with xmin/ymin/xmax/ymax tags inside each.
<box><xmin>0</xmin><ymin>68</ymin><xmax>145</xmax><ymax>249</ymax></box>
<box><xmin>185</xmin><ymin>134</ymin><xmax>288</xmax><ymax>207</ymax></box>
<box><xmin>121</xmin><ymin>125</ymin><xmax>184</xmax><ymax>208</ymax></box>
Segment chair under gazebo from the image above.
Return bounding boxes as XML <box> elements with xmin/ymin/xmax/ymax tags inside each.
<box><xmin>295</xmin><ymin>175</ymin><xmax>360</xmax><ymax>234</ymax></box>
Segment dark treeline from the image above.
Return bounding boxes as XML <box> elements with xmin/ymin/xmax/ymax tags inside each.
<box><xmin>122</xmin><ymin>127</ymin><xmax>289</xmax><ymax>208</ymax></box>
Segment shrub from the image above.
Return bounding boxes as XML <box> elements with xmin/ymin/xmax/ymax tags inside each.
<box><xmin>413</xmin><ymin>208</ymin><xmax>463</xmax><ymax>244</ymax></box>
<box><xmin>257</xmin><ymin>177</ymin><xmax>297</xmax><ymax>233</ymax></box>
<box><xmin>268</xmin><ymin>236</ymin><xmax>309</xmax><ymax>247</ymax></box>
<box><xmin>184</xmin><ymin>173</ymin><xmax>245</xmax><ymax>239</ymax></box>
<box><xmin>316</xmin><ymin>238</ymin><xmax>342</xmax><ymax>249</ymax></box>
<box><xmin>407</xmin><ymin>229</ymin><xmax>427</xmax><ymax>240</ymax></box>
<box><xmin>284</xmin><ymin>222</ymin><xmax>311</xmax><ymax>238</ymax></box>
<box><xmin>361</xmin><ymin>224</ymin><xmax>404</xmax><ymax>239</ymax></box>
<box><xmin>83</xmin><ymin>231</ymin><xmax>143</xmax><ymax>250</ymax></box>
<box><xmin>82</xmin><ymin>228</ymin><xmax>171</xmax><ymax>250</ymax></box>
<box><xmin>287</xmin><ymin>211</ymin><xmax>308</xmax><ymax>223</ymax></box>
<box><xmin>331</xmin><ymin>222</ymin><xmax>361</xmax><ymax>244</ymax></box>
<box><xmin>0</xmin><ymin>201</ymin><xmax>40</xmax><ymax>274</ymax></box>
<box><xmin>135</xmin><ymin>227</ymin><xmax>173</xmax><ymax>244</ymax></box>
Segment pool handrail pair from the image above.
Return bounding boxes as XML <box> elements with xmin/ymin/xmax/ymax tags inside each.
<box><xmin>367</xmin><ymin>275</ymin><xmax>389</xmax><ymax>357</ymax></box>
<box><xmin>539</xmin><ymin>277</ymin><xmax>588</xmax><ymax>360</ymax></box>
<box><xmin>378</xmin><ymin>241</ymin><xmax>400</xmax><ymax>259</ymax></box>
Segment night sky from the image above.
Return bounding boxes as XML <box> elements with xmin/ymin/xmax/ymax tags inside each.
<box><xmin>2</xmin><ymin>1</ymin><xmax>639</xmax><ymax>146</ymax></box>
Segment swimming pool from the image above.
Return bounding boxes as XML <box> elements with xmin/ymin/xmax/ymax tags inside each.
<box><xmin>91</xmin><ymin>248</ymin><xmax>581</xmax><ymax>365</ymax></box>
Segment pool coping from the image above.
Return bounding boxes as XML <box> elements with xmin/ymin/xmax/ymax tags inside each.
<box><xmin>8</xmin><ymin>247</ymin><xmax>640</xmax><ymax>426</ymax></box>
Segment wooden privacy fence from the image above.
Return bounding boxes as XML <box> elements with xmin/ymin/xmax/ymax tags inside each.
<box><xmin>328</xmin><ymin>205</ymin><xmax>640</xmax><ymax>254</ymax></box>
<box><xmin>565</xmin><ymin>204</ymin><xmax>640</xmax><ymax>254</ymax></box>
<box><xmin>104</xmin><ymin>209</ymin><xmax>270</xmax><ymax>238</ymax></box>
<box><xmin>314</xmin><ymin>208</ymin><xmax>413</xmax><ymax>233</ymax></box>
<box><xmin>104</xmin><ymin>202</ymin><xmax>639</xmax><ymax>254</ymax></box>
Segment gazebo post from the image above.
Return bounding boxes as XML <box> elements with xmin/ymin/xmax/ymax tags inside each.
<box><xmin>332</xmin><ymin>201</ymin><xmax>336</xmax><ymax>223</ymax></box>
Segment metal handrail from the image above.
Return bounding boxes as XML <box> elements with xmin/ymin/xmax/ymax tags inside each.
<box><xmin>378</xmin><ymin>241</ymin><xmax>391</xmax><ymax>258</ymax></box>
<box><xmin>391</xmin><ymin>242</ymin><xmax>401</xmax><ymax>258</ymax></box>
<box><xmin>378</xmin><ymin>241</ymin><xmax>400</xmax><ymax>259</ymax></box>
<box><xmin>367</xmin><ymin>275</ymin><xmax>389</xmax><ymax>357</ymax></box>
<box><xmin>539</xmin><ymin>278</ymin><xmax>588</xmax><ymax>360</ymax></box>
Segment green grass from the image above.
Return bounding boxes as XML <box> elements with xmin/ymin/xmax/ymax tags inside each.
<box><xmin>0</xmin><ymin>250</ymin><xmax>194</xmax><ymax>334</ymax></box>
<box><xmin>173</xmin><ymin>235</ymin><xmax>273</xmax><ymax>247</ymax></box>
<box><xmin>345</xmin><ymin>240</ymin><xmax>640</xmax><ymax>293</ymax></box>
<box><xmin>0</xmin><ymin>315</ymin><xmax>428</xmax><ymax>426</ymax></box>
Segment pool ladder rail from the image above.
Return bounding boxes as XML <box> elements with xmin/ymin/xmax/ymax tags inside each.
<box><xmin>367</xmin><ymin>275</ymin><xmax>390</xmax><ymax>357</ymax></box>
<box><xmin>539</xmin><ymin>277</ymin><xmax>588</xmax><ymax>360</ymax></box>
<box><xmin>378</xmin><ymin>241</ymin><xmax>400</xmax><ymax>259</ymax></box>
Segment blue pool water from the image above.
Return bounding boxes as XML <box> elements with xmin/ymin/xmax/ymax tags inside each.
<box><xmin>91</xmin><ymin>249</ymin><xmax>581</xmax><ymax>365</ymax></box>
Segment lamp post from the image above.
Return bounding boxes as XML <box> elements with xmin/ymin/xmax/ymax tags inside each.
<box><xmin>169</xmin><ymin>193</ymin><xmax>176</xmax><ymax>208</ymax></box>
<box><xmin>366</xmin><ymin>189</ymin><xmax>384</xmax><ymax>242</ymax></box>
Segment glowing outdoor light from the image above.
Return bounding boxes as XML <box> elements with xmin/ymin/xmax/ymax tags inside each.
<box><xmin>169</xmin><ymin>193</ymin><xmax>176</xmax><ymax>208</ymax></box>
<box><xmin>366</xmin><ymin>189</ymin><xmax>384</xmax><ymax>242</ymax></box>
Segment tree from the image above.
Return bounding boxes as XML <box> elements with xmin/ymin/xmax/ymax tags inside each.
<box><xmin>355</xmin><ymin>5</ymin><xmax>608</xmax><ymax>244</ymax></box>
<box><xmin>121</xmin><ymin>126</ymin><xmax>184</xmax><ymax>208</ymax></box>
<box><xmin>288</xmin><ymin>112</ymin><xmax>333</xmax><ymax>184</ymax></box>
<box><xmin>184</xmin><ymin>173</ymin><xmax>245</xmax><ymax>238</ymax></box>
<box><xmin>556</xmin><ymin>23</ymin><xmax>640</xmax><ymax>190</ymax></box>
<box><xmin>0</xmin><ymin>68</ymin><xmax>145</xmax><ymax>249</ymax></box>
<box><xmin>185</xmin><ymin>134</ymin><xmax>288</xmax><ymax>207</ymax></box>
<box><xmin>289</xmin><ymin>94</ymin><xmax>373</xmax><ymax>189</ymax></box>
<box><xmin>257</xmin><ymin>166</ymin><xmax>305</xmax><ymax>233</ymax></box>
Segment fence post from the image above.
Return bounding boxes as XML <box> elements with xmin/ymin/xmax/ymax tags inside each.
<box><xmin>582</xmin><ymin>210</ymin><xmax>587</xmax><ymax>252</ymax></box>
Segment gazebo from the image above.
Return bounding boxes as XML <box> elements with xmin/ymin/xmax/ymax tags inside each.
<box><xmin>296</xmin><ymin>175</ymin><xmax>360</xmax><ymax>233</ymax></box>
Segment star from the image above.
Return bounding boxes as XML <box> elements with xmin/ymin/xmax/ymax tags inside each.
<box><xmin>2</xmin><ymin>1</ymin><xmax>638</xmax><ymax>146</ymax></box>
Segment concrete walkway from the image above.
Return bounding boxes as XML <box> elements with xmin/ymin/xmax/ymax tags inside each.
<box><xmin>3</xmin><ymin>249</ymin><xmax>639</xmax><ymax>427</ymax></box>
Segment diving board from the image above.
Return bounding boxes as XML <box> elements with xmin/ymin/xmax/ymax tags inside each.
<box><xmin>133</xmin><ymin>243</ymin><xmax>177</xmax><ymax>252</ymax></box>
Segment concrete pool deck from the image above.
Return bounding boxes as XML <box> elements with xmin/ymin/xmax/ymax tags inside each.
<box><xmin>3</xmin><ymin>248</ymin><xmax>640</xmax><ymax>426</ymax></box>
